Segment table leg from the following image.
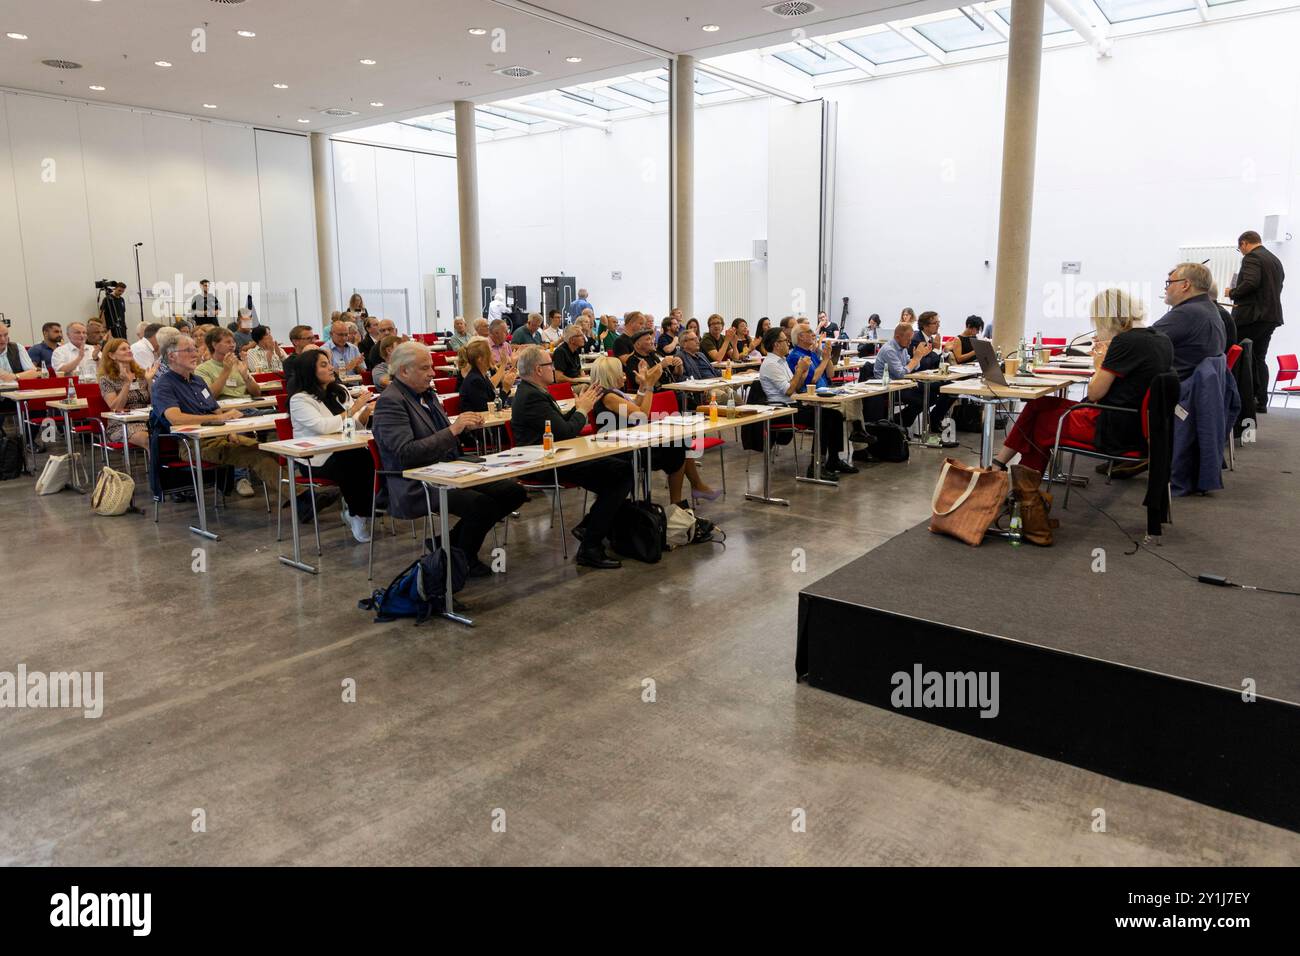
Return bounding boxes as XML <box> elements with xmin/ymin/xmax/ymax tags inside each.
<box><xmin>745</xmin><ymin>415</ymin><xmax>789</xmax><ymax>506</ymax></box>
<box><xmin>436</xmin><ymin>484</ymin><xmax>472</xmax><ymax>627</ymax></box>
<box><xmin>60</xmin><ymin>407</ymin><xmax>85</xmax><ymax>493</ymax></box>
<box><xmin>187</xmin><ymin>435</ymin><xmax>219</xmax><ymax>541</ymax></box>
<box><xmin>796</xmin><ymin>403</ymin><xmax>836</xmax><ymax>487</ymax></box>
<box><xmin>278</xmin><ymin>457</ymin><xmax>318</xmax><ymax>574</ymax></box>
<box><xmin>921</xmin><ymin>381</ymin><xmax>940</xmax><ymax>448</ymax></box>
<box><xmin>979</xmin><ymin>399</ymin><xmax>996</xmax><ymax>469</ymax></box>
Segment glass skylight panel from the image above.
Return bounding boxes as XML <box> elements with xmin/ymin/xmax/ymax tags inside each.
<box><xmin>914</xmin><ymin>16</ymin><xmax>1007</xmax><ymax>52</ymax></box>
<box><xmin>560</xmin><ymin>89</ymin><xmax>632</xmax><ymax>112</ymax></box>
<box><xmin>478</xmin><ymin>106</ymin><xmax>545</xmax><ymax>125</ymax></box>
<box><xmin>838</xmin><ymin>31</ymin><xmax>927</xmax><ymax>65</ymax></box>
<box><xmin>1091</xmin><ymin>0</ymin><xmax>1198</xmax><ymax>22</ymax></box>
<box><xmin>772</xmin><ymin>45</ymin><xmax>856</xmax><ymax>76</ymax></box>
<box><xmin>994</xmin><ymin>4</ymin><xmax>1076</xmax><ymax>35</ymax></box>
<box><xmin>610</xmin><ymin>79</ymin><xmax>669</xmax><ymax>103</ymax></box>
<box><xmin>523</xmin><ymin>96</ymin><xmax>590</xmax><ymax>116</ymax></box>
<box><xmin>694</xmin><ymin>72</ymin><xmax>735</xmax><ymax>94</ymax></box>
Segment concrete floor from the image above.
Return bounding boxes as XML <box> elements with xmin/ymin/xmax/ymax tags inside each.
<box><xmin>2</xmin><ymin>417</ymin><xmax>1298</xmax><ymax>866</ymax></box>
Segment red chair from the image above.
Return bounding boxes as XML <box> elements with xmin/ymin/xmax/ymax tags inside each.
<box><xmin>1226</xmin><ymin>344</ymin><xmax>1242</xmax><ymax>371</ymax></box>
<box><xmin>73</xmin><ymin>382</ymin><xmax>124</xmax><ymax>481</ymax></box>
<box><xmin>359</xmin><ymin>369</ymin><xmax>373</xmax><ymax>386</ymax></box>
<box><xmin>1272</xmin><ymin>353</ymin><xmax>1298</xmax><ymax>408</ymax></box>
<box><xmin>432</xmin><ymin>365</ymin><xmax>456</xmax><ymax>378</ymax></box>
<box><xmin>547</xmin><ymin>382</ymin><xmax>574</xmax><ymax>400</ymax></box>
<box><xmin>433</xmin><ymin>377</ymin><xmax>458</xmax><ymax>395</ymax></box>
<box><xmin>441</xmin><ymin>393</ymin><xmax>461</xmax><ymax>417</ymax></box>
<box><xmin>1050</xmin><ymin>388</ymin><xmax>1151</xmax><ymax>508</ymax></box>
<box><xmin>251</xmin><ymin>372</ymin><xmax>282</xmax><ymax>384</ymax></box>
<box><xmin>650</xmin><ymin>390</ymin><xmax>727</xmax><ymax>497</ymax></box>
<box><xmin>272</xmin><ymin>416</ymin><xmax>339</xmax><ymax>555</ymax></box>
<box><xmin>503</xmin><ymin>420</ymin><xmax>581</xmax><ymax>558</ymax></box>
<box><xmin>1041</xmin><ymin>337</ymin><xmax>1068</xmax><ymax>357</ymax></box>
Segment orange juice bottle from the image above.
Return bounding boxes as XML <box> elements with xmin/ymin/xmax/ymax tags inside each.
<box><xmin>709</xmin><ymin>393</ymin><xmax>719</xmax><ymax>424</ymax></box>
<box><xmin>542</xmin><ymin>419</ymin><xmax>554</xmax><ymax>456</ymax></box>
<box><xmin>723</xmin><ymin>361</ymin><xmax>732</xmax><ymax>381</ymax></box>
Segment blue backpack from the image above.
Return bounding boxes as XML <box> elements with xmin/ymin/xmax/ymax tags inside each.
<box><xmin>359</xmin><ymin>545</ymin><xmax>468</xmax><ymax>623</ymax></box>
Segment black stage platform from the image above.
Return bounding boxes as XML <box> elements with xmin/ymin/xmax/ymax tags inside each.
<box><xmin>797</xmin><ymin>410</ymin><xmax>1300</xmax><ymax>831</ymax></box>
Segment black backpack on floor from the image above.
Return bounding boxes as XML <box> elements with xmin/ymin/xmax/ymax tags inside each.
<box><xmin>853</xmin><ymin>420</ymin><xmax>910</xmax><ymax>463</ymax></box>
<box><xmin>610</xmin><ymin>500</ymin><xmax>668</xmax><ymax>563</ymax></box>
<box><xmin>0</xmin><ymin>434</ymin><xmax>23</xmax><ymax>480</ymax></box>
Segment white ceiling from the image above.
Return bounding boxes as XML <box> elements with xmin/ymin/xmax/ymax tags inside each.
<box><xmin>0</xmin><ymin>0</ymin><xmax>931</xmax><ymax>132</ymax></box>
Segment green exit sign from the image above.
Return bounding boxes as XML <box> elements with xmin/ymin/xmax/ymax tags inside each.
<box><xmin>436</xmin><ymin>267</ymin><xmax>447</xmax><ymax>275</ymax></box>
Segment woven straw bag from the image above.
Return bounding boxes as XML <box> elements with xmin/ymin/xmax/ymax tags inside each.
<box><xmin>91</xmin><ymin>466</ymin><xmax>135</xmax><ymax>516</ymax></box>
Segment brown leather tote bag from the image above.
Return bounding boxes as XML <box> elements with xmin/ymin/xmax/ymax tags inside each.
<box><xmin>929</xmin><ymin>458</ymin><xmax>1010</xmax><ymax>546</ymax></box>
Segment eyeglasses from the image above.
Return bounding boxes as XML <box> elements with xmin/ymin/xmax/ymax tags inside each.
<box><xmin>1164</xmin><ymin>277</ymin><xmax>1189</xmax><ymax>288</ymax></box>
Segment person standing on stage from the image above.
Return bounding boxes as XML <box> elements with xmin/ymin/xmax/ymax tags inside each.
<box><xmin>1227</xmin><ymin>229</ymin><xmax>1284</xmax><ymax>411</ymax></box>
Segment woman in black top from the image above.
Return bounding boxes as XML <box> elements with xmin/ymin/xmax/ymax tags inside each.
<box><xmin>993</xmin><ymin>290</ymin><xmax>1172</xmax><ymax>473</ymax></box>
<box><xmin>753</xmin><ymin>318</ymin><xmax>772</xmax><ymax>355</ymax></box>
<box><xmin>458</xmin><ymin>339</ymin><xmax>516</xmax><ymax>412</ymax></box>
<box><xmin>949</xmin><ymin>315</ymin><xmax>984</xmax><ymax>364</ymax></box>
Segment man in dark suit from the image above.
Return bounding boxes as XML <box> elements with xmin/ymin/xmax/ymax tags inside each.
<box><xmin>510</xmin><ymin>345</ymin><xmax>631</xmax><ymax>569</ymax></box>
<box><xmin>1228</xmin><ymin>229</ymin><xmax>1285</xmax><ymax>410</ymax></box>
<box><xmin>373</xmin><ymin>342</ymin><xmax>528</xmax><ymax>578</ymax></box>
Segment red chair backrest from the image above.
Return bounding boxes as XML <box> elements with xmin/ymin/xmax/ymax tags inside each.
<box><xmin>1278</xmin><ymin>354</ymin><xmax>1298</xmax><ymax>383</ymax></box>
<box><xmin>274</xmin><ymin>392</ymin><xmax>290</xmax><ymax>414</ymax></box>
<box><xmin>413</xmin><ymin>333</ymin><xmax>437</xmax><ymax>345</ymax></box>
<box><xmin>1140</xmin><ymin>386</ymin><xmax>1153</xmax><ymax>443</ymax></box>
<box><xmin>433</xmin><ymin>377</ymin><xmax>458</xmax><ymax>394</ymax></box>
<box><xmin>1226</xmin><ymin>344</ymin><xmax>1243</xmax><ymax>371</ymax></box>
<box><xmin>1041</xmin><ymin>337</ymin><xmax>1067</xmax><ymax>356</ymax></box>
<box><xmin>74</xmin><ymin>381</ymin><xmax>110</xmax><ymax>419</ymax></box>
<box><xmin>360</xmin><ymin>369</ymin><xmax>373</xmax><ymax>386</ymax></box>
<box><xmin>547</xmin><ymin>382</ymin><xmax>574</xmax><ymax>400</ymax></box>
<box><xmin>441</xmin><ymin>393</ymin><xmax>461</xmax><ymax>417</ymax></box>
<box><xmin>251</xmin><ymin>372</ymin><xmax>282</xmax><ymax>383</ymax></box>
<box><xmin>649</xmin><ymin>390</ymin><xmax>680</xmax><ymax>418</ymax></box>
<box><xmin>275</xmin><ymin>417</ymin><xmax>293</xmax><ymax>442</ymax></box>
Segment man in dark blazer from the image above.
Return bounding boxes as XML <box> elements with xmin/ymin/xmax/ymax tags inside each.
<box><xmin>373</xmin><ymin>342</ymin><xmax>527</xmax><ymax>578</ymax></box>
<box><xmin>510</xmin><ymin>344</ymin><xmax>631</xmax><ymax>569</ymax></box>
<box><xmin>1228</xmin><ymin>229</ymin><xmax>1285</xmax><ymax>410</ymax></box>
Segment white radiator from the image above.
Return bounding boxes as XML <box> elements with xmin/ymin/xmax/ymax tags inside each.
<box><xmin>1179</xmin><ymin>245</ymin><xmax>1239</xmax><ymax>297</ymax></box>
<box><xmin>714</xmin><ymin>259</ymin><xmax>753</xmax><ymax>320</ymax></box>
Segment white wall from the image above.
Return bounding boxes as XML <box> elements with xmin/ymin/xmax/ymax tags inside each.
<box><xmin>332</xmin><ymin>96</ymin><xmax>772</xmax><ymax>327</ymax></box>
<box><xmin>0</xmin><ymin>90</ymin><xmax>320</xmax><ymax>344</ymax></box>
<box><xmin>829</xmin><ymin>11</ymin><xmax>1300</xmax><ymax>365</ymax></box>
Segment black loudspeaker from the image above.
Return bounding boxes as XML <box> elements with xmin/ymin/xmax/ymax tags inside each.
<box><xmin>506</xmin><ymin>285</ymin><xmax>527</xmax><ymax>311</ymax></box>
<box><xmin>481</xmin><ymin>277</ymin><xmax>496</xmax><ymax>317</ymax></box>
<box><xmin>540</xmin><ymin>276</ymin><xmax>576</xmax><ymax>317</ymax></box>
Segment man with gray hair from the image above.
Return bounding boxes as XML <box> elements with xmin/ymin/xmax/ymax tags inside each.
<box><xmin>1153</xmin><ymin>262</ymin><xmax>1227</xmax><ymax>380</ymax></box>
<box><xmin>552</xmin><ymin>323</ymin><xmax>588</xmax><ymax>382</ymax></box>
<box><xmin>373</xmin><ymin>341</ymin><xmax>528</xmax><ymax>578</ymax></box>
<box><xmin>488</xmin><ymin>318</ymin><xmax>515</xmax><ymax>369</ymax></box>
<box><xmin>567</xmin><ymin>288</ymin><xmax>593</xmax><ymax>322</ymax></box>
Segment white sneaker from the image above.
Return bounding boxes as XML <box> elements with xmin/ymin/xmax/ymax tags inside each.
<box><xmin>347</xmin><ymin>513</ymin><xmax>372</xmax><ymax>543</ymax></box>
<box><xmin>235</xmin><ymin>478</ymin><xmax>255</xmax><ymax>497</ymax></box>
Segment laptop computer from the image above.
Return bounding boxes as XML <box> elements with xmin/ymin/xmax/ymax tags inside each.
<box><xmin>971</xmin><ymin>338</ymin><xmax>1059</xmax><ymax>388</ymax></box>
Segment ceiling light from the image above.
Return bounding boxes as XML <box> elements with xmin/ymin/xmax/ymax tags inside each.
<box><xmin>273</xmin><ymin>83</ymin><xmax>288</xmax><ymax>89</ymax></box>
<box><xmin>359</xmin><ymin>58</ymin><xmax>376</xmax><ymax>65</ymax></box>
<box><xmin>457</xmin><ymin>81</ymin><xmax>471</xmax><ymax>86</ymax></box>
<box><xmin>369</xmin><ymin>101</ymin><xmax>384</xmax><ymax>107</ymax></box>
<box><xmin>203</xmin><ymin>103</ymin><xmax>218</xmax><ymax>109</ymax></box>
<box><xmin>6</xmin><ymin>33</ymin><xmax>28</xmax><ymax>40</ymax></box>
<box><xmin>565</xmin><ymin>56</ymin><xmax>582</xmax><ymax>63</ymax></box>
<box><xmin>155</xmin><ymin>60</ymin><xmax>172</xmax><ymax>67</ymax></box>
<box><xmin>468</xmin><ymin>28</ymin><xmax>487</xmax><ymax>36</ymax></box>
<box><xmin>702</xmin><ymin>24</ymin><xmax>720</xmax><ymax>32</ymax></box>
<box><xmin>297</xmin><ymin>118</ymin><xmax>310</xmax><ymax>124</ymax></box>
<box><xmin>236</xmin><ymin>30</ymin><xmax>256</xmax><ymax>38</ymax></box>
<box><xmin>88</xmin><ymin>85</ymin><xmax>105</xmax><ymax>91</ymax></box>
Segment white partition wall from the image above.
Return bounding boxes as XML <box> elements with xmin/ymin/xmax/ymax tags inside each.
<box><xmin>0</xmin><ymin>89</ymin><xmax>318</xmax><ymax>345</ymax></box>
<box><xmin>767</xmin><ymin>99</ymin><xmax>824</xmax><ymax>321</ymax></box>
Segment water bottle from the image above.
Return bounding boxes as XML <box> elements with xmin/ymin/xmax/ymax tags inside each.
<box><xmin>881</xmin><ymin>363</ymin><xmax>890</xmax><ymax>388</ymax></box>
<box><xmin>341</xmin><ymin>414</ymin><xmax>355</xmax><ymax>441</ymax></box>
<box><xmin>66</xmin><ymin>380</ymin><xmax>76</xmax><ymax>403</ymax></box>
<box><xmin>1009</xmin><ymin>499</ymin><xmax>1022</xmax><ymax>548</ymax></box>
<box><xmin>726</xmin><ymin>389</ymin><xmax>736</xmax><ymax>418</ymax></box>
<box><xmin>39</xmin><ymin>364</ymin><xmax>49</xmax><ymax>380</ymax></box>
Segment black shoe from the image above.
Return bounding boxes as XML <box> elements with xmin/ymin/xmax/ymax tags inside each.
<box><xmin>576</xmin><ymin>547</ymin><xmax>622</xmax><ymax>569</ymax></box>
<box><xmin>807</xmin><ymin>463</ymin><xmax>838</xmax><ymax>480</ymax></box>
<box><xmin>848</xmin><ymin>428</ymin><xmax>873</xmax><ymax>444</ymax></box>
<box><xmin>466</xmin><ymin>559</ymin><xmax>494</xmax><ymax>578</ymax></box>
<box><xmin>296</xmin><ymin>488</ymin><xmax>339</xmax><ymax>524</ymax></box>
<box><xmin>1257</xmin><ymin>405</ymin><xmax>1268</xmax><ymax>414</ymax></box>
<box><xmin>1109</xmin><ymin>460</ymin><xmax>1149</xmax><ymax>480</ymax></box>
<box><xmin>832</xmin><ymin>458</ymin><xmax>859</xmax><ymax>474</ymax></box>
<box><xmin>940</xmin><ymin>439</ymin><xmax>960</xmax><ymax>449</ymax></box>
<box><xmin>571</xmin><ymin>525</ymin><xmax>586</xmax><ymax>542</ymax></box>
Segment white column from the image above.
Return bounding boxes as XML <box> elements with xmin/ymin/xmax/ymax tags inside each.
<box><xmin>670</xmin><ymin>55</ymin><xmax>694</xmax><ymax>318</ymax></box>
<box><xmin>454</xmin><ymin>100</ymin><xmax>482</xmax><ymax>324</ymax></box>
<box><xmin>309</xmin><ymin>132</ymin><xmax>340</xmax><ymax>325</ymax></box>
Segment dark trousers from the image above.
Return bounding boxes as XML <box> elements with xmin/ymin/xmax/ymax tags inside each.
<box><xmin>444</xmin><ymin>479</ymin><xmax>529</xmax><ymax>561</ymax></box>
<box><xmin>558</xmin><ymin>458</ymin><xmax>633</xmax><ymax>546</ymax></box>
<box><xmin>1236</xmin><ymin>321</ymin><xmax>1276</xmax><ymax>405</ymax></box>
<box><xmin>794</xmin><ymin>405</ymin><xmax>846</xmax><ymax>460</ymax></box>
<box><xmin>926</xmin><ymin>393</ymin><xmax>957</xmax><ymax>432</ymax></box>
<box><xmin>311</xmin><ymin>447</ymin><xmax>375</xmax><ymax>517</ymax></box>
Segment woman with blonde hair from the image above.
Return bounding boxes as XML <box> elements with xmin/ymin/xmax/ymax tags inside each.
<box><xmin>991</xmin><ymin>287</ymin><xmax>1171</xmax><ymax>474</ymax></box>
<box><xmin>588</xmin><ymin>356</ymin><xmax>719</xmax><ymax>505</ymax></box>
<box><xmin>458</xmin><ymin>338</ymin><xmax>517</xmax><ymax>412</ymax></box>
<box><xmin>97</xmin><ymin>337</ymin><xmax>154</xmax><ymax>449</ymax></box>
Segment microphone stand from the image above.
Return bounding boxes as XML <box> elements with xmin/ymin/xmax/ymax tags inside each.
<box><xmin>133</xmin><ymin>243</ymin><xmax>145</xmax><ymax>326</ymax></box>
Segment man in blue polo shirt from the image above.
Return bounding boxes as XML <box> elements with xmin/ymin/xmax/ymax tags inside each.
<box><xmin>151</xmin><ymin>335</ymin><xmax>333</xmax><ymax>522</ymax></box>
<box><xmin>787</xmin><ymin>325</ymin><xmax>834</xmax><ymax>390</ymax></box>
<box><xmin>566</xmin><ymin>289</ymin><xmax>593</xmax><ymax>323</ymax></box>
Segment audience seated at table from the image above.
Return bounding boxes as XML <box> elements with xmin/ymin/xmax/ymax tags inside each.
<box><xmin>458</xmin><ymin>339</ymin><xmax>517</xmax><ymax>412</ymax></box>
<box><xmin>369</xmin><ymin>335</ymin><xmax>403</xmax><ymax>390</ymax></box>
<box><xmin>358</xmin><ymin>316</ymin><xmax>381</xmax><ymax>364</ymax></box>
<box><xmin>227</xmin><ymin>309</ymin><xmax>259</xmax><ymax>350</ymax></box>
<box><xmin>677</xmin><ymin>329</ymin><xmax>715</xmax><ymax>381</ymax></box>
<box><xmin>131</xmin><ymin>323</ymin><xmax>163</xmax><ymax>371</ymax></box>
<box><xmin>760</xmin><ymin>327</ymin><xmax>856</xmax><ymax>478</ymax></box>
<box><xmin>552</xmin><ymin>325</ymin><xmax>588</xmax><ymax>383</ymax></box>
<box><xmin>590</xmin><ymin>356</ymin><xmax>718</xmax><ymax>506</ymax></box>
<box><xmin>752</xmin><ymin>318</ymin><xmax>771</xmax><ymax>356</ymax></box>
<box><xmin>731</xmin><ymin>318</ymin><xmax>759</xmax><ymax>358</ymax></box>
<box><xmin>28</xmin><ymin>322</ymin><xmax>62</xmax><ymax>372</ymax></box>
<box><xmin>909</xmin><ymin>311</ymin><xmax>958</xmax><ymax>437</ymax></box>
<box><xmin>374</xmin><ymin>342</ymin><xmax>528</xmax><ymax>578</ymax></box>
<box><xmin>992</xmin><ymin>288</ymin><xmax>1173</xmax><ymax>477</ymax></box>
<box><xmin>657</xmin><ymin>315</ymin><xmax>681</xmax><ymax>355</ymax></box>
<box><xmin>447</xmin><ymin>317</ymin><xmax>471</xmax><ymax>353</ymax></box>
<box><xmin>701</xmin><ymin>314</ymin><xmax>743</xmax><ymax>364</ymax></box>
<box><xmin>622</xmin><ymin>329</ymin><xmax>682</xmax><ymax>391</ymax></box>
<box><xmin>1152</xmin><ymin>262</ymin><xmax>1226</xmax><ymax>380</ymax></box>
<box><xmin>52</xmin><ymin>322</ymin><xmax>102</xmax><ymax>379</ymax></box>
<box><xmin>197</xmin><ymin>327</ymin><xmax>263</xmax><ymax>400</ymax></box>
<box><xmin>510</xmin><ymin>345</ymin><xmax>631</xmax><ymax>570</ymax></box>
<box><xmin>286</xmin><ymin>349</ymin><xmax>376</xmax><ymax>543</ymax></box>
<box><xmin>327</xmin><ymin>319</ymin><xmax>365</xmax><ymax>373</ymax></box>
<box><xmin>150</xmin><ymin>335</ymin><xmax>322</xmax><ymax>521</ymax></box>
<box><xmin>98</xmin><ymin>338</ymin><xmax>155</xmax><ymax>451</ymax></box>
<box><xmin>612</xmin><ymin>312</ymin><xmax>646</xmax><ymax>358</ymax></box>
<box><xmin>948</xmin><ymin>316</ymin><xmax>984</xmax><ymax>364</ymax></box>
<box><xmin>512</xmin><ymin>313</ymin><xmax>545</xmax><ymax>346</ymax></box>
<box><xmin>540</xmin><ymin>310</ymin><xmax>564</xmax><ymax>347</ymax></box>
<box><xmin>868</xmin><ymin>322</ymin><xmax>930</xmax><ymax>429</ymax></box>
<box><xmin>488</xmin><ymin>319</ymin><xmax>516</xmax><ymax>368</ymax></box>
<box><xmin>244</xmin><ymin>327</ymin><xmax>287</xmax><ymax>374</ymax></box>
<box><xmin>365</xmin><ymin>319</ymin><xmax>400</xmax><ymax>368</ymax></box>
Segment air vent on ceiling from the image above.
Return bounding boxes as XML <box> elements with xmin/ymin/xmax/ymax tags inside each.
<box><xmin>320</xmin><ymin>108</ymin><xmax>359</xmax><ymax>117</ymax></box>
<box><xmin>764</xmin><ymin>1</ymin><xmax>820</xmax><ymax>17</ymax></box>
<box><xmin>209</xmin><ymin>0</ymin><xmax>248</xmax><ymax>5</ymax></box>
<box><xmin>41</xmin><ymin>59</ymin><xmax>83</xmax><ymax>70</ymax></box>
<box><xmin>494</xmin><ymin>66</ymin><xmax>538</xmax><ymax>78</ymax></box>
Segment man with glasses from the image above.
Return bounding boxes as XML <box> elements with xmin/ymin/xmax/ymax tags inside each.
<box><xmin>510</xmin><ymin>345</ymin><xmax>630</xmax><ymax>569</ymax></box>
<box><xmin>366</xmin><ymin>318</ymin><xmax>400</xmax><ymax>368</ymax></box>
<box><xmin>760</xmin><ymin>328</ymin><xmax>856</xmax><ymax>478</ymax></box>
<box><xmin>1153</xmin><ymin>262</ymin><xmax>1226</xmax><ymax>380</ymax></box>
<box><xmin>327</xmin><ymin>320</ymin><xmax>365</xmax><ymax>373</ymax></box>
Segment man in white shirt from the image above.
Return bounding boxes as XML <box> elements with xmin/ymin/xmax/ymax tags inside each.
<box><xmin>51</xmin><ymin>322</ymin><xmax>102</xmax><ymax>379</ymax></box>
<box><xmin>0</xmin><ymin>324</ymin><xmax>40</xmax><ymax>382</ymax></box>
<box><xmin>487</xmin><ymin>289</ymin><xmax>506</xmax><ymax>324</ymax></box>
<box><xmin>758</xmin><ymin>327</ymin><xmax>855</xmax><ymax>478</ymax></box>
<box><xmin>131</xmin><ymin>323</ymin><xmax>163</xmax><ymax>370</ymax></box>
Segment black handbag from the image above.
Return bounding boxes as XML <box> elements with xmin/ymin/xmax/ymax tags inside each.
<box><xmin>610</xmin><ymin>500</ymin><xmax>668</xmax><ymax>563</ymax></box>
<box><xmin>857</xmin><ymin>420</ymin><xmax>910</xmax><ymax>463</ymax></box>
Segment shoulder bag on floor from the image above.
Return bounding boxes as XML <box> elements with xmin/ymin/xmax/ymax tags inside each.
<box><xmin>1007</xmin><ymin>463</ymin><xmax>1058</xmax><ymax>546</ymax></box>
<box><xmin>358</xmin><ymin>544</ymin><xmax>468</xmax><ymax>623</ymax></box>
<box><xmin>664</xmin><ymin>503</ymin><xmax>719</xmax><ymax>549</ymax></box>
<box><xmin>929</xmin><ymin>457</ymin><xmax>1009</xmax><ymax>546</ymax></box>
<box><xmin>854</xmin><ymin>420</ymin><xmax>909</xmax><ymax>463</ymax></box>
<box><xmin>34</xmin><ymin>453</ymin><xmax>73</xmax><ymax>496</ymax></box>
<box><xmin>0</xmin><ymin>434</ymin><xmax>23</xmax><ymax>480</ymax></box>
<box><xmin>91</xmin><ymin>466</ymin><xmax>135</xmax><ymax>516</ymax></box>
<box><xmin>611</xmin><ymin>500</ymin><xmax>668</xmax><ymax>563</ymax></box>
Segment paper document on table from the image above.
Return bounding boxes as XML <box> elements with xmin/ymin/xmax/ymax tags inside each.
<box><xmin>484</xmin><ymin>447</ymin><xmax>548</xmax><ymax>467</ymax></box>
<box><xmin>416</xmin><ymin>462</ymin><xmax>485</xmax><ymax>478</ymax></box>
<box><xmin>948</xmin><ymin>364</ymin><xmax>982</xmax><ymax>374</ymax></box>
<box><xmin>591</xmin><ymin>425</ymin><xmax>664</xmax><ymax>443</ymax></box>
<box><xmin>235</xmin><ymin>415</ymin><xmax>282</xmax><ymax>429</ymax></box>
<box><xmin>284</xmin><ymin>432</ymin><xmax>370</xmax><ymax>450</ymax></box>
<box><xmin>734</xmin><ymin>405</ymin><xmax>767</xmax><ymax>414</ymax></box>
<box><xmin>658</xmin><ymin>413</ymin><xmax>705</xmax><ymax>426</ymax></box>
<box><xmin>217</xmin><ymin>398</ymin><xmax>256</xmax><ymax>407</ymax></box>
